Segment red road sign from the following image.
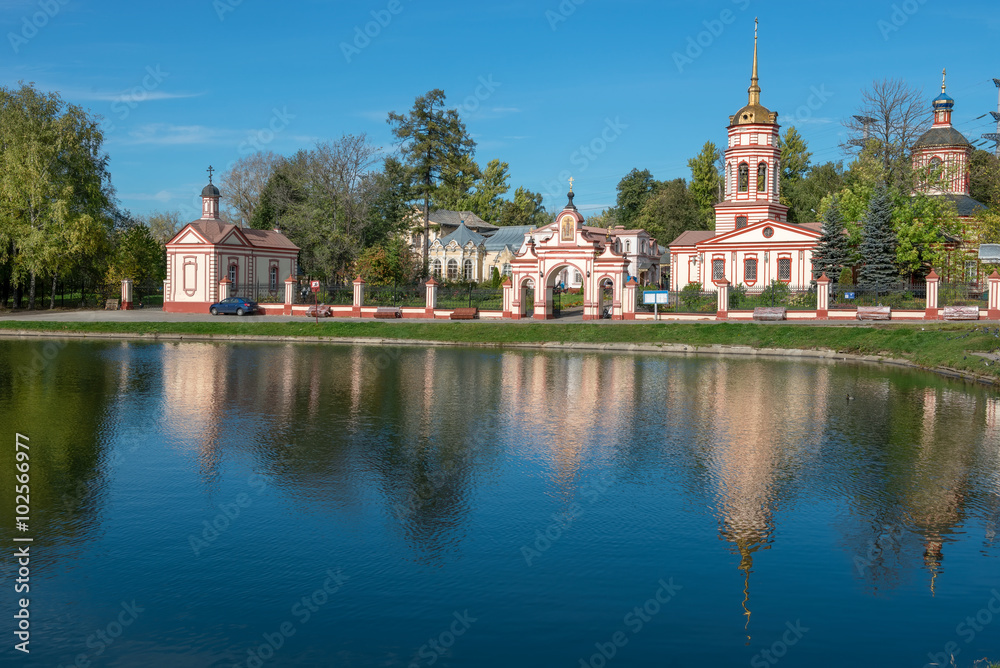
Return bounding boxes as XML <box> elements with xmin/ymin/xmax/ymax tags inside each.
<box><xmin>310</xmin><ymin>280</ymin><xmax>321</xmax><ymax>293</ymax></box>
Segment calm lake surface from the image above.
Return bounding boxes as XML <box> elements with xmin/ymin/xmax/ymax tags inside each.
<box><xmin>1</xmin><ymin>340</ymin><xmax>999</xmax><ymax>667</ymax></box>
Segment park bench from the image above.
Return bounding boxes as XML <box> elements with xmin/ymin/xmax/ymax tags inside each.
<box><xmin>753</xmin><ymin>307</ymin><xmax>786</xmax><ymax>321</ymax></box>
<box><xmin>374</xmin><ymin>306</ymin><xmax>402</xmax><ymax>319</ymax></box>
<box><xmin>857</xmin><ymin>306</ymin><xmax>891</xmax><ymax>321</ymax></box>
<box><xmin>305</xmin><ymin>304</ymin><xmax>332</xmax><ymax>318</ymax></box>
<box><xmin>105</xmin><ymin>299</ymin><xmax>120</xmax><ymax>311</ymax></box>
<box><xmin>450</xmin><ymin>307</ymin><xmax>479</xmax><ymax>321</ymax></box>
<box><xmin>942</xmin><ymin>305</ymin><xmax>980</xmax><ymax>321</ymax></box>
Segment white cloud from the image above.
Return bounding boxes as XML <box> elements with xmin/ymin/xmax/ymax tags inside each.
<box><xmin>119</xmin><ymin>124</ymin><xmax>230</xmax><ymax>146</ymax></box>
<box><xmin>66</xmin><ymin>89</ymin><xmax>204</xmax><ymax>103</ymax></box>
<box><xmin>119</xmin><ymin>190</ymin><xmax>174</xmax><ymax>203</ymax></box>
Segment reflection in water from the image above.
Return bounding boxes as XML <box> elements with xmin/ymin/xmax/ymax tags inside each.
<box><xmin>4</xmin><ymin>340</ymin><xmax>1000</xmax><ymax>666</ymax></box>
<box><xmin>145</xmin><ymin>342</ymin><xmax>1000</xmax><ymax>596</ymax></box>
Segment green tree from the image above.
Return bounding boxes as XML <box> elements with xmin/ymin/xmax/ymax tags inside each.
<box><xmin>970</xmin><ymin>149</ymin><xmax>1000</xmax><ymax>208</ymax></box>
<box><xmin>388</xmin><ymin>89</ymin><xmax>476</xmax><ymax>274</ymax></box>
<box><xmin>252</xmin><ymin>136</ymin><xmax>407</xmax><ymax>281</ymax></box>
<box><xmin>143</xmin><ymin>210</ymin><xmax>185</xmax><ymax>245</ymax></box>
<box><xmin>0</xmin><ymin>83</ymin><xmax>114</xmax><ymax>310</ymax></box>
<box><xmin>250</xmin><ymin>154</ymin><xmax>308</xmax><ymax>231</ymax></box>
<box><xmin>613</xmin><ymin>168</ymin><xmax>657</xmax><ymax>227</ymax></box>
<box><xmin>465</xmin><ymin>159</ymin><xmax>510</xmax><ymax>222</ymax></box>
<box><xmin>497</xmin><ymin>186</ymin><xmax>551</xmax><ymax>227</ymax></box>
<box><xmin>355</xmin><ymin>235</ymin><xmax>418</xmax><ymax>286</ymax></box>
<box><xmin>433</xmin><ymin>153</ymin><xmax>482</xmax><ymax>211</ymax></box>
<box><xmin>893</xmin><ymin>192</ymin><xmax>960</xmax><ymax>278</ymax></box>
<box><xmin>687</xmin><ymin>141</ymin><xmax>722</xmax><ymax>227</ymax></box>
<box><xmin>858</xmin><ymin>183</ymin><xmax>899</xmax><ymax>291</ymax></box>
<box><xmin>585</xmin><ymin>208</ymin><xmax>619</xmax><ymax>229</ymax></box>
<box><xmin>104</xmin><ymin>221</ymin><xmax>164</xmax><ymax>291</ymax></box>
<box><xmin>633</xmin><ymin>178</ymin><xmax>705</xmax><ymax>247</ymax></box>
<box><xmin>787</xmin><ymin>161</ymin><xmax>845</xmax><ymax>224</ymax></box>
<box><xmin>777</xmin><ymin>127</ymin><xmax>813</xmax><ymax>222</ymax></box>
<box><xmin>811</xmin><ymin>195</ymin><xmax>851</xmax><ymax>281</ymax></box>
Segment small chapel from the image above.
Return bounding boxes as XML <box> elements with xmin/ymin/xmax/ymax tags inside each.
<box><xmin>163</xmin><ymin>168</ymin><xmax>300</xmax><ymax>313</ymax></box>
<box><xmin>669</xmin><ymin>22</ymin><xmax>821</xmax><ymax>292</ymax></box>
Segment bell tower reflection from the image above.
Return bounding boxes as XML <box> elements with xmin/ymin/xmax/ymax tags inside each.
<box><xmin>701</xmin><ymin>359</ymin><xmax>827</xmax><ymax>641</ymax></box>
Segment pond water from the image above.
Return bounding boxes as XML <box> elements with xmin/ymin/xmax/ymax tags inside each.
<box><xmin>1</xmin><ymin>340</ymin><xmax>999</xmax><ymax>667</ymax></box>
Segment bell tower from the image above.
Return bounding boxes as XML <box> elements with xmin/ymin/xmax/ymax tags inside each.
<box><xmin>201</xmin><ymin>165</ymin><xmax>222</xmax><ymax>220</ymax></box>
<box><xmin>715</xmin><ymin>19</ymin><xmax>789</xmax><ymax>235</ymax></box>
<box><xmin>911</xmin><ymin>70</ymin><xmax>973</xmax><ymax>196</ymax></box>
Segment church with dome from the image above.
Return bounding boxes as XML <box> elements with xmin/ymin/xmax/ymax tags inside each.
<box><xmin>668</xmin><ymin>23</ymin><xmax>822</xmax><ymax>292</ymax></box>
<box><xmin>163</xmin><ymin>168</ymin><xmax>300</xmax><ymax>313</ymax></box>
<box><xmin>910</xmin><ymin>70</ymin><xmax>985</xmax><ymax>219</ymax></box>
<box><xmin>669</xmin><ymin>26</ymin><xmax>988</xmax><ymax>294</ymax></box>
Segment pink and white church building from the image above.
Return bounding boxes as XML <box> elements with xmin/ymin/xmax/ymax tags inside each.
<box><xmin>164</xmin><ymin>170</ymin><xmax>300</xmax><ymax>313</ymax></box>
<box><xmin>669</xmin><ymin>28</ymin><xmax>822</xmax><ymax>291</ymax></box>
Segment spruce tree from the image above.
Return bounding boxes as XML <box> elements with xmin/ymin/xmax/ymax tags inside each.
<box><xmin>858</xmin><ymin>182</ymin><xmax>899</xmax><ymax>292</ymax></box>
<box><xmin>811</xmin><ymin>195</ymin><xmax>851</xmax><ymax>282</ymax></box>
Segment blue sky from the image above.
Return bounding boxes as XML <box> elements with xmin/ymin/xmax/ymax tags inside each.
<box><xmin>3</xmin><ymin>0</ymin><xmax>999</xmax><ymax>221</ymax></box>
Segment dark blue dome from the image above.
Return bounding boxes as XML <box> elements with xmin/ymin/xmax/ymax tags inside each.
<box><xmin>933</xmin><ymin>93</ymin><xmax>954</xmax><ymax>110</ymax></box>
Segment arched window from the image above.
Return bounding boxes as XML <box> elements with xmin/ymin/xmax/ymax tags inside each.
<box><xmin>778</xmin><ymin>257</ymin><xmax>792</xmax><ymax>282</ymax></box>
<box><xmin>757</xmin><ymin>163</ymin><xmax>767</xmax><ymax>192</ymax></box>
<box><xmin>228</xmin><ymin>263</ymin><xmax>237</xmax><ymax>287</ymax></box>
<box><xmin>736</xmin><ymin>216</ymin><xmax>748</xmax><ymax>230</ymax></box>
<box><xmin>447</xmin><ymin>260</ymin><xmax>458</xmax><ymax>280</ymax></box>
<box><xmin>626</xmin><ymin>240</ymin><xmax>631</xmax><ymax>254</ymax></box>
<box><xmin>432</xmin><ymin>260</ymin><xmax>442</xmax><ymax>278</ymax></box>
<box><xmin>269</xmin><ymin>266</ymin><xmax>278</xmax><ymax>289</ymax></box>
<box><xmin>738</xmin><ymin>163</ymin><xmax>749</xmax><ymax>192</ymax></box>
<box><xmin>929</xmin><ymin>156</ymin><xmax>943</xmax><ymax>182</ymax></box>
<box><xmin>502</xmin><ymin>263</ymin><xmax>512</xmax><ymax>277</ymax></box>
<box><xmin>463</xmin><ymin>260</ymin><xmax>474</xmax><ymax>281</ymax></box>
<box><xmin>744</xmin><ymin>257</ymin><xmax>758</xmax><ymax>283</ymax></box>
<box><xmin>712</xmin><ymin>258</ymin><xmax>725</xmax><ymax>281</ymax></box>
<box><xmin>774</xmin><ymin>160</ymin><xmax>780</xmax><ymax>195</ymax></box>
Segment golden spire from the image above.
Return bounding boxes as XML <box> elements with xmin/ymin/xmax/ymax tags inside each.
<box><xmin>748</xmin><ymin>18</ymin><xmax>761</xmax><ymax>106</ymax></box>
<box><xmin>941</xmin><ymin>68</ymin><xmax>947</xmax><ymax>94</ymax></box>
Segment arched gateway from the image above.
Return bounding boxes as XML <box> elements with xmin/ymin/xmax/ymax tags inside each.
<box><xmin>504</xmin><ymin>188</ymin><xmax>637</xmax><ymax>320</ymax></box>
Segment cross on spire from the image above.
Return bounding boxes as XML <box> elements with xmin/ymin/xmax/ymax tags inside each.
<box><xmin>748</xmin><ymin>18</ymin><xmax>761</xmax><ymax>106</ymax></box>
<box><xmin>569</xmin><ymin>177</ymin><xmax>574</xmax><ymax>193</ymax></box>
<box><xmin>941</xmin><ymin>68</ymin><xmax>947</xmax><ymax>93</ymax></box>
<box><xmin>207</xmin><ymin>165</ymin><xmax>215</xmax><ymax>184</ymax></box>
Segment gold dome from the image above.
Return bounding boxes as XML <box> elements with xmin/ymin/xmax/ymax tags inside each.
<box><xmin>729</xmin><ymin>19</ymin><xmax>778</xmax><ymax>127</ymax></box>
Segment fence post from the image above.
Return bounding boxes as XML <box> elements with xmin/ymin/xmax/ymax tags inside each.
<box><xmin>284</xmin><ymin>276</ymin><xmax>296</xmax><ymax>316</ymax></box>
<box><xmin>989</xmin><ymin>271</ymin><xmax>1000</xmax><ymax>320</ymax></box>
<box><xmin>219</xmin><ymin>277</ymin><xmax>232</xmax><ymax>301</ymax></box>
<box><xmin>425</xmin><ymin>278</ymin><xmax>438</xmax><ymax>319</ymax></box>
<box><xmin>622</xmin><ymin>276</ymin><xmax>638</xmax><ymax>321</ymax></box>
<box><xmin>716</xmin><ymin>279</ymin><xmax>729</xmax><ymax>320</ymax></box>
<box><xmin>502</xmin><ymin>277</ymin><xmax>512</xmax><ymax>319</ymax></box>
<box><xmin>816</xmin><ymin>274</ymin><xmax>830</xmax><ymax>320</ymax></box>
<box><xmin>925</xmin><ymin>269</ymin><xmax>939</xmax><ymax>321</ymax></box>
<box><xmin>121</xmin><ymin>278</ymin><xmax>134</xmax><ymax>310</ymax></box>
<box><xmin>352</xmin><ymin>276</ymin><xmax>365</xmax><ymax>318</ymax></box>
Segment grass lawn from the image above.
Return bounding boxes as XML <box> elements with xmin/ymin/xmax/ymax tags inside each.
<box><xmin>1</xmin><ymin>319</ymin><xmax>999</xmax><ymax>381</ymax></box>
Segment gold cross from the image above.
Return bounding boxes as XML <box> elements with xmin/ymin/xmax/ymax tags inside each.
<box><xmin>568</xmin><ymin>177</ymin><xmax>574</xmax><ymax>193</ymax></box>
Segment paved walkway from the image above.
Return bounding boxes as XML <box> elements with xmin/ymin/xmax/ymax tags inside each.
<box><xmin>2</xmin><ymin>307</ymin><xmax>995</xmax><ymax>326</ymax></box>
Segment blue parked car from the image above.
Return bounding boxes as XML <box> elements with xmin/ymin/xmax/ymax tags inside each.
<box><xmin>209</xmin><ymin>297</ymin><xmax>259</xmax><ymax>316</ymax></box>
